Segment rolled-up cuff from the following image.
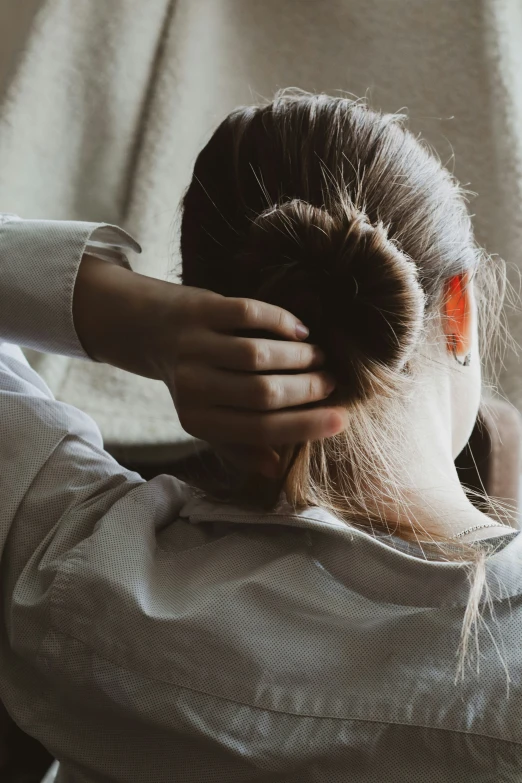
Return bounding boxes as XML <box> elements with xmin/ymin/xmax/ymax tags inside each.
<box><xmin>0</xmin><ymin>216</ymin><xmax>141</xmax><ymax>359</ymax></box>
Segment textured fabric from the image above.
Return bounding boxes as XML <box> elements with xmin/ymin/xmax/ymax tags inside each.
<box><xmin>1</xmin><ymin>216</ymin><xmax>522</xmax><ymax>782</ymax></box>
<box><xmin>1</xmin><ymin>0</ymin><xmax>522</xmax><ymax>456</ymax></box>
<box><xmin>0</xmin><ymin>216</ymin><xmax>140</xmax><ymax>357</ymax></box>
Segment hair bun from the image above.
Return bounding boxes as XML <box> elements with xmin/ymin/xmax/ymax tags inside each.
<box><xmin>241</xmin><ymin>199</ymin><xmax>425</xmax><ymax>404</ymax></box>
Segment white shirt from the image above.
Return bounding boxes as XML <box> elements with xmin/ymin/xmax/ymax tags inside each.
<box><xmin>0</xmin><ymin>214</ymin><xmax>522</xmax><ymax>783</ymax></box>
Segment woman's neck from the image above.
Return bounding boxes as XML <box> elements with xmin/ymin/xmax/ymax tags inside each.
<box><xmin>370</xmin><ymin>402</ymin><xmax>513</xmax><ymax>543</ymax></box>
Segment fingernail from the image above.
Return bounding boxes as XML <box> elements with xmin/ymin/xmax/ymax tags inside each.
<box><xmin>295</xmin><ymin>323</ymin><xmax>309</xmax><ymax>339</ymax></box>
<box><xmin>309</xmin><ymin>346</ymin><xmax>326</xmax><ymax>368</ymax></box>
<box><xmin>325</xmin><ymin>411</ymin><xmax>346</xmax><ymax>436</ymax></box>
<box><xmin>323</xmin><ymin>376</ymin><xmax>336</xmax><ymax>396</ymax></box>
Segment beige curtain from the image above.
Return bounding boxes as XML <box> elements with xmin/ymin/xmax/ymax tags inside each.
<box><xmin>1</xmin><ymin>0</ymin><xmax>521</xmax><ymax>459</ymax></box>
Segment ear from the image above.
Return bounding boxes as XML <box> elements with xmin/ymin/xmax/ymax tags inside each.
<box><xmin>443</xmin><ymin>273</ymin><xmax>472</xmax><ymax>359</ymax></box>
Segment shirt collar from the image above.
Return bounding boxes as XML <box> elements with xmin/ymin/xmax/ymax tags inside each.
<box><xmin>179</xmin><ymin>491</ymin><xmax>522</xmax><ymax>608</ymax></box>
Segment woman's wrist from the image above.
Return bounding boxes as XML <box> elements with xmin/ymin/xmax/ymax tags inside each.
<box><xmin>73</xmin><ymin>253</ymin><xmax>166</xmax><ymax>379</ymax></box>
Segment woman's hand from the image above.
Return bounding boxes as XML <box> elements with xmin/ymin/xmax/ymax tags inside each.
<box><xmin>74</xmin><ymin>255</ymin><xmax>346</xmax><ymax>476</ymax></box>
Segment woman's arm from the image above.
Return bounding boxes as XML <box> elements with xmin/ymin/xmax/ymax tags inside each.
<box><xmin>0</xmin><ymin>212</ymin><xmax>347</xmax><ymax>580</ymax></box>
<box><xmin>0</xmin><ymin>214</ymin><xmax>344</xmax><ymax>778</ymax></box>
<box><xmin>0</xmin><ymin>213</ymin><xmax>147</xmax><ymax>561</ymax></box>
<box><xmin>0</xmin><ymin>212</ymin><xmax>346</xmax><ymax>559</ymax></box>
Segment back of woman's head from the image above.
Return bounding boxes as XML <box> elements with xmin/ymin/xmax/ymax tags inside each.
<box><xmin>181</xmin><ymin>91</ymin><xmax>479</xmax><ymax>401</ymax></box>
<box><xmin>180</xmin><ymin>89</ymin><xmax>498</xmax><ymax>533</ymax></box>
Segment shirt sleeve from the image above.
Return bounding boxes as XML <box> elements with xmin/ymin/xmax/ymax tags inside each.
<box><xmin>0</xmin><ymin>213</ymin><xmax>141</xmax><ymax>358</ymax></box>
<box><xmin>0</xmin><ymin>212</ymin><xmax>147</xmax><ymax>568</ymax></box>
<box><xmin>0</xmin><ymin>213</ymin><xmax>194</xmax><ymax>779</ymax></box>
<box><xmin>0</xmin><ymin>212</ymin><xmax>146</xmax><ymax>563</ymax></box>
<box><xmin>0</xmin><ymin>215</ymin><xmax>145</xmax><ymax>764</ymax></box>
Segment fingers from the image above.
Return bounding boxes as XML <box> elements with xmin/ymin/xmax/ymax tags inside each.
<box><xmin>179</xmin><ymin>406</ymin><xmax>347</xmax><ymax>447</ymax></box>
<box><xmin>176</xmin><ymin>366</ymin><xmax>335</xmax><ymax>410</ymax></box>
<box><xmin>180</xmin><ymin>331</ymin><xmax>325</xmax><ymax>372</ymax></box>
<box><xmin>204</xmin><ymin>296</ymin><xmax>310</xmax><ymax>341</ymax></box>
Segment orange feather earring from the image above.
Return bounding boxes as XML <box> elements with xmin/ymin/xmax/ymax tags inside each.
<box><xmin>445</xmin><ymin>273</ymin><xmax>472</xmax><ymax>366</ymax></box>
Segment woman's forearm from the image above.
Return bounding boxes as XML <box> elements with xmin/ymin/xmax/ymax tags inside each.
<box><xmin>73</xmin><ymin>253</ymin><xmax>169</xmax><ymax>380</ymax></box>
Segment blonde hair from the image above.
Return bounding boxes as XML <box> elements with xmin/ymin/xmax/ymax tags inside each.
<box><xmin>180</xmin><ymin>89</ymin><xmax>514</xmax><ymax>681</ymax></box>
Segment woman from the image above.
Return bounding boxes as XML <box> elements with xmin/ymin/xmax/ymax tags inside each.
<box><xmin>1</xmin><ymin>91</ymin><xmax>521</xmax><ymax>782</ymax></box>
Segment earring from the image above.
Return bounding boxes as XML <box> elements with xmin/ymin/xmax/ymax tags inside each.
<box><xmin>454</xmin><ymin>350</ymin><xmax>471</xmax><ymax>367</ymax></box>
<box><xmin>450</xmin><ymin>335</ymin><xmax>471</xmax><ymax>366</ymax></box>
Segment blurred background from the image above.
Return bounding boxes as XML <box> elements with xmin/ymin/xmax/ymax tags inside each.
<box><xmin>1</xmin><ymin>1</ymin><xmax>522</xmax><ymax>780</ymax></box>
